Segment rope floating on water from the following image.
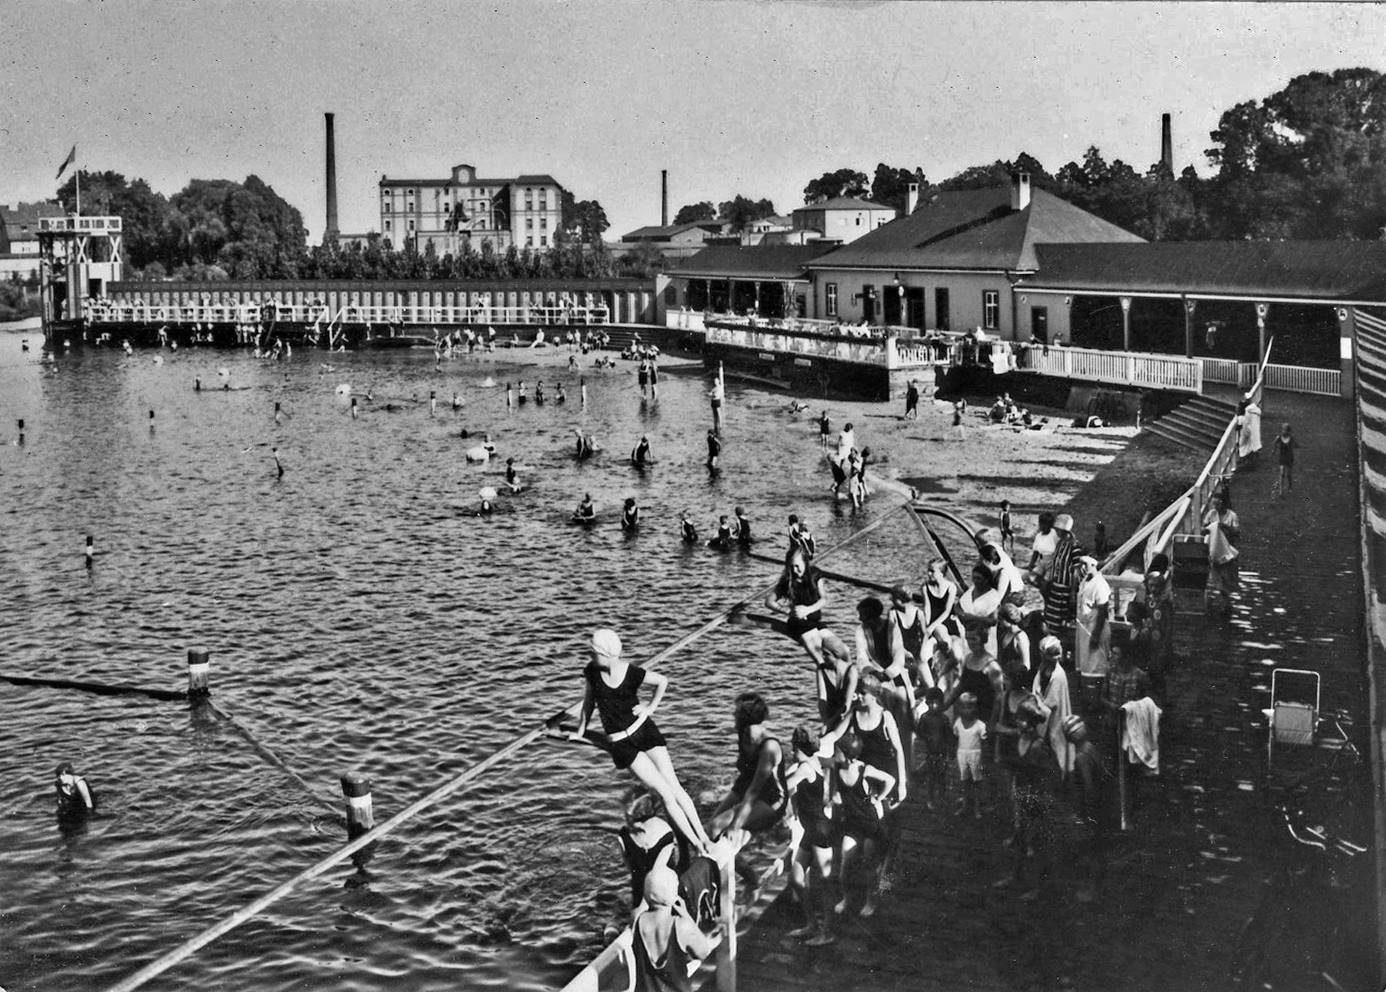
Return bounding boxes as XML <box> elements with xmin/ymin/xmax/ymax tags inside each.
<box><xmin>206</xmin><ymin>700</ymin><xmax>340</xmax><ymax>816</ymax></box>
<box><xmin>0</xmin><ymin>673</ymin><xmax>186</xmax><ymax>702</ymax></box>
<box><xmin>99</xmin><ymin>502</ymin><xmax>909</xmax><ymax>992</ymax></box>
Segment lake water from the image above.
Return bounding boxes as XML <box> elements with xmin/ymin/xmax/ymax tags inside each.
<box><xmin>0</xmin><ymin>332</ymin><xmax>968</xmax><ymax>992</ymax></box>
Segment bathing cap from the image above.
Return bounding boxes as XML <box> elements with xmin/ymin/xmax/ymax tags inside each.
<box><xmin>591</xmin><ymin>628</ymin><xmax>622</xmax><ymax>658</ymax></box>
<box><xmin>643</xmin><ymin>866</ymin><xmax>680</xmax><ymax>907</ymax></box>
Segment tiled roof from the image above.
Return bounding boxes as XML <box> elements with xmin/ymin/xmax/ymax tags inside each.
<box><xmin>0</xmin><ymin>201</ymin><xmax>65</xmax><ymax>238</ymax></box>
<box><xmin>1020</xmin><ymin>241</ymin><xmax>1386</xmax><ymax>302</ymax></box>
<box><xmin>807</xmin><ymin>187</ymin><xmax>1142</xmax><ymax>271</ymax></box>
<box><xmin>668</xmin><ymin>243</ymin><xmax>840</xmax><ymax>280</ymax></box>
<box><xmin>623</xmin><ymin>222</ymin><xmax>722</xmax><ymax>241</ymax></box>
<box><xmin>515</xmin><ymin>174</ymin><xmax>561</xmax><ymax>186</ymax></box>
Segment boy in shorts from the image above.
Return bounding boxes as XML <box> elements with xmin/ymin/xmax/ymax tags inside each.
<box><xmin>953</xmin><ymin>692</ymin><xmax>987</xmax><ymax>819</ymax></box>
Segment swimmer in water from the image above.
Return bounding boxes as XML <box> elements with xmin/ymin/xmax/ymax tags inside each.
<box><xmin>518</xmin><ymin>381</ymin><xmax>528</xmax><ymax>405</ymax></box>
<box><xmin>734</xmin><ymin>505</ymin><xmax>752</xmax><ymax>547</ymax></box>
<box><xmin>452</xmin><ymin>392</ymin><xmax>462</xmax><ymax>411</ymax></box>
<box><xmin>535</xmin><ymin>381</ymin><xmax>546</xmax><ymax>405</ymax></box>
<box><xmin>55</xmin><ymin>762</ymin><xmax>95</xmax><ymax>820</ymax></box>
<box><xmin>706</xmin><ymin>429</ymin><xmax>721</xmax><ymax>471</ymax></box>
<box><xmin>708</xmin><ymin>515</ymin><xmax>733</xmax><ymax>551</ymax></box>
<box><xmin>622</xmin><ymin>497</ymin><xmax>640</xmax><ymax>532</ymax></box>
<box><xmin>679</xmin><ymin>510</ymin><xmax>698</xmax><ymax>544</ymax></box>
<box><xmin>575</xmin><ymin>430</ymin><xmax>596</xmax><ymax>461</ymax></box>
<box><xmin>632</xmin><ymin>434</ymin><xmax>652</xmax><ymax>468</ymax></box>
<box><xmin>575</xmin><ymin>493</ymin><xmax>597</xmax><ymax>523</ymax></box>
<box><xmin>556</xmin><ymin>383</ymin><xmax>567</xmax><ymax>404</ymax></box>
<box><xmin>505</xmin><ymin>458</ymin><xmax>522</xmax><ymax>493</ymax></box>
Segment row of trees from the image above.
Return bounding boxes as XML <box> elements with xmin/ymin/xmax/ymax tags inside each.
<box><xmin>56</xmin><ymin>171</ymin><xmax>625</xmax><ymax>281</ymax></box>
<box><xmin>675</xmin><ymin>68</ymin><xmax>1386</xmax><ymax>243</ymax></box>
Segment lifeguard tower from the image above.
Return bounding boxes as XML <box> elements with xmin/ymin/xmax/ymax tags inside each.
<box><xmin>37</xmin><ymin>213</ymin><xmax>122</xmax><ymax>342</ymax></box>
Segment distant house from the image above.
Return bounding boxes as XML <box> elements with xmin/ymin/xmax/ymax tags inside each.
<box><xmin>378</xmin><ymin>164</ymin><xmax>564</xmax><ymax>254</ymax></box>
<box><xmin>0</xmin><ymin>201</ymin><xmax>65</xmax><ymax>279</ymax></box>
<box><xmin>805</xmin><ymin>175</ymin><xmax>1142</xmax><ymax>338</ymax></box>
<box><xmin>616</xmin><ymin>221</ymin><xmax>725</xmax><ymax>260</ymax></box>
<box><xmin>790</xmin><ymin>197</ymin><xmax>898</xmax><ymax>245</ymax></box>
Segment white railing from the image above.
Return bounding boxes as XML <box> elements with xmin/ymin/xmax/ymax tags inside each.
<box><xmin>91</xmin><ymin>301</ymin><xmax>610</xmax><ymax>327</ymax></box>
<box><xmin>1023</xmin><ymin>345</ymin><xmax>1202</xmax><ymax>393</ymax></box>
<box><xmin>1199</xmin><ymin>356</ymin><xmax>1246</xmax><ymax>385</ymax></box>
<box><xmin>1264</xmin><ymin>363</ymin><xmax>1341</xmax><ymax>397</ymax></box>
<box><xmin>666</xmin><ymin>309</ymin><xmax>707</xmax><ymax>331</ymax></box>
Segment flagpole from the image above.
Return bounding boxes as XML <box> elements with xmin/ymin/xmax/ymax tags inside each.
<box><xmin>76</xmin><ymin>167</ymin><xmax>81</xmax><ymax>217</ymax></box>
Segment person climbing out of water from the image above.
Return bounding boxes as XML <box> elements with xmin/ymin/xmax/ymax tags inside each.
<box><xmin>574</xmin><ymin>493</ymin><xmax>597</xmax><ymax>523</ymax></box>
<box><xmin>679</xmin><ymin>510</ymin><xmax>698</xmax><ymax>545</ymax></box>
<box><xmin>708</xmin><ymin>692</ymin><xmax>789</xmax><ymax>897</ymax></box>
<box><xmin>632</xmin><ymin>434</ymin><xmax>653</xmax><ymax>468</ymax></box>
<box><xmin>622</xmin><ymin>497</ymin><xmax>641</xmax><ymax>532</ymax></box>
<box><xmin>733</xmin><ymin>506</ymin><xmax>752</xmax><ymax>547</ymax></box>
<box><xmin>575</xmin><ymin>628</ymin><xmax>714</xmax><ymax>855</ymax></box>
<box><xmin>706</xmin><ymin>429</ymin><xmax>721</xmax><ymax>471</ymax></box>
<box><xmin>708</xmin><ymin>515</ymin><xmax>734</xmax><ymax>551</ymax></box>
<box><xmin>55</xmin><ymin>762</ymin><xmax>95</xmax><ymax>821</ymax></box>
<box><xmin>631</xmin><ymin>867</ymin><xmax>717</xmax><ymax>991</ymax></box>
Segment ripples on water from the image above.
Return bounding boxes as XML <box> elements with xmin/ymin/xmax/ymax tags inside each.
<box><xmin>0</xmin><ymin>335</ymin><xmax>967</xmax><ymax>992</ymax></box>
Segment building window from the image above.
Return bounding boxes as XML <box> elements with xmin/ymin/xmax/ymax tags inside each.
<box><xmin>539</xmin><ymin>194</ymin><xmax>548</xmax><ymax>210</ymax></box>
<box><xmin>526</xmin><ymin>217</ymin><xmax>534</xmax><ymax>230</ymax></box>
<box><xmin>384</xmin><ymin>219</ymin><xmax>391</xmax><ymax>232</ymax></box>
<box><xmin>825</xmin><ymin>282</ymin><xmax>838</xmax><ymax>317</ymax></box>
<box><xmin>526</xmin><ymin>236</ymin><xmax>534</xmax><ymax>247</ymax></box>
<box><xmin>540</xmin><ymin>235</ymin><xmax>548</xmax><ymax>247</ymax></box>
<box><xmin>983</xmin><ymin>290</ymin><xmax>999</xmax><ymax>330</ymax></box>
<box><xmin>408</xmin><ymin>219</ymin><xmax>415</xmax><ymax>233</ymax></box>
<box><xmin>540</xmin><ymin>217</ymin><xmax>547</xmax><ymax>230</ymax></box>
<box><xmin>855</xmin><ymin>216</ymin><xmax>862</xmax><ymax>226</ymax></box>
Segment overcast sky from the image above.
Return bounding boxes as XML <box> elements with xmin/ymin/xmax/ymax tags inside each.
<box><xmin>2</xmin><ymin>1</ymin><xmax>1383</xmax><ymax>243</ymax></box>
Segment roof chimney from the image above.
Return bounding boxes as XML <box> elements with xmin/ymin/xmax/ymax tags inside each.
<box><xmin>661</xmin><ymin>169</ymin><xmax>668</xmax><ymax>227</ymax></box>
<box><xmin>1010</xmin><ymin>172</ymin><xmax>1031</xmax><ymax>212</ymax></box>
<box><xmin>905</xmin><ymin>182</ymin><xmax>919</xmax><ymax>216</ymax></box>
<box><xmin>1160</xmin><ymin>113</ymin><xmax>1174</xmax><ymax>178</ymax></box>
<box><xmin>324</xmin><ymin>113</ymin><xmax>339</xmax><ymax>240</ymax></box>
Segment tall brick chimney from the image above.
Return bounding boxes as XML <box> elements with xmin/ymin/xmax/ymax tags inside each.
<box><xmin>325</xmin><ymin>112</ymin><xmax>340</xmax><ymax>240</ymax></box>
<box><xmin>661</xmin><ymin>169</ymin><xmax>668</xmax><ymax>227</ymax></box>
<box><xmin>1160</xmin><ymin>113</ymin><xmax>1174</xmax><ymax>178</ymax></box>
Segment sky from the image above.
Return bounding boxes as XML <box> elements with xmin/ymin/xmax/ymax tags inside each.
<box><xmin>2</xmin><ymin>1</ymin><xmax>1384</xmax><ymax>244</ymax></box>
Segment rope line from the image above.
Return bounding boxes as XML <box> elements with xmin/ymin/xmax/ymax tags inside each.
<box><xmin>206</xmin><ymin>701</ymin><xmax>340</xmax><ymax>816</ymax></box>
<box><xmin>0</xmin><ymin>672</ymin><xmax>186</xmax><ymax>702</ymax></box>
<box><xmin>100</xmin><ymin>501</ymin><xmax>908</xmax><ymax>992</ymax></box>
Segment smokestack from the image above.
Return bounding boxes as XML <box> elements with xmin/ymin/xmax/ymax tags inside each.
<box><xmin>325</xmin><ymin>112</ymin><xmax>340</xmax><ymax>240</ymax></box>
<box><xmin>1160</xmin><ymin>113</ymin><xmax>1174</xmax><ymax>178</ymax></box>
<box><xmin>661</xmin><ymin>170</ymin><xmax>668</xmax><ymax>227</ymax></box>
<box><xmin>905</xmin><ymin>182</ymin><xmax>919</xmax><ymax>216</ymax></box>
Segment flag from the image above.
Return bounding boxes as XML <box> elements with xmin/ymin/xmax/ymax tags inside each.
<box><xmin>56</xmin><ymin>145</ymin><xmax>76</xmax><ymax>180</ymax></box>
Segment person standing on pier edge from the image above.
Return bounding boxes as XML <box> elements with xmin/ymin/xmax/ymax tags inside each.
<box><xmin>575</xmin><ymin>629</ymin><xmax>713</xmax><ymax>855</ymax></box>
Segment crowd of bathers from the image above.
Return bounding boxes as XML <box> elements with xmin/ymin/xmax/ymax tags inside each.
<box><xmin>576</xmin><ymin>497</ymin><xmax>1174</xmax><ymax>980</ymax></box>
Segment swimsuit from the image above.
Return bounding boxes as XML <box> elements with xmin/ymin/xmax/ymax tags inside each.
<box><xmin>731</xmin><ymin>737</ymin><xmax>788</xmax><ymax>815</ymax></box>
<box><xmin>775</xmin><ymin>568</ymin><xmax>823</xmax><ymax>638</ymax></box>
<box><xmin>837</xmin><ymin>771</ymin><xmax>887</xmax><ymax>843</ymax></box>
<box><xmin>584</xmin><ymin>662</ymin><xmax>668</xmax><ymax>770</ymax></box>
<box><xmin>792</xmin><ymin>768</ymin><xmax>837</xmax><ymax>849</ymax></box>
<box><xmin>846</xmin><ymin>710</ymin><xmax>900</xmax><ymax>802</ymax></box>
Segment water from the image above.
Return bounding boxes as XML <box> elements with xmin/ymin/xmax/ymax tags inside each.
<box><xmin>0</xmin><ymin>334</ymin><xmax>951</xmax><ymax>992</ymax></box>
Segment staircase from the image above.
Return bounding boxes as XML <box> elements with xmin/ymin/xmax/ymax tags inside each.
<box><xmin>1142</xmin><ymin>394</ymin><xmax>1238</xmax><ymax>452</ymax></box>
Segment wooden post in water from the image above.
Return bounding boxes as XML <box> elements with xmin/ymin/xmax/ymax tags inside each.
<box><xmin>350</xmin><ymin>397</ymin><xmax>358</xmax><ymax>420</ymax></box>
<box><xmin>84</xmin><ymin>535</ymin><xmax>93</xmax><ymax>568</ymax></box>
<box><xmin>17</xmin><ymin>418</ymin><xmax>24</xmax><ymax>445</ymax></box>
<box><xmin>187</xmin><ymin>648</ymin><xmax>211</xmax><ymax>700</ymax></box>
<box><xmin>715</xmin><ymin>854</ymin><xmax>737</xmax><ymax>992</ymax></box>
<box><xmin>506</xmin><ymin>383</ymin><xmax>514</xmax><ymax>408</ymax></box>
<box><xmin>340</xmin><ymin>772</ymin><xmax>374</xmax><ymax>841</ymax></box>
<box><xmin>429</xmin><ymin>390</ymin><xmax>436</xmax><ymax>416</ymax></box>
<box><xmin>580</xmin><ymin>376</ymin><xmax>587</xmax><ymax>407</ymax></box>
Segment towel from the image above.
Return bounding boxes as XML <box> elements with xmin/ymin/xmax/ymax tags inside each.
<box><xmin>1121</xmin><ymin>697</ymin><xmax>1162</xmax><ymax>772</ymax></box>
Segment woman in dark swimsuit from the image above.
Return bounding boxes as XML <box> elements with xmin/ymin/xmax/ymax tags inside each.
<box><xmin>632</xmin><ymin>867</ymin><xmax>715</xmax><ymax>992</ymax></box>
<box><xmin>575</xmin><ymin>628</ymin><xmax>712</xmax><ymax>853</ymax></box>
<box><xmin>784</xmin><ymin>725</ymin><xmax>837</xmax><ymax>943</ymax></box>
<box><xmin>619</xmin><ymin>793</ymin><xmax>688</xmax><ymax>908</ymax></box>
<box><xmin>765</xmin><ymin>548</ymin><xmax>829</xmax><ymax>666</ymax></box>
<box><xmin>709</xmin><ymin>692</ymin><xmax>789</xmax><ymax>893</ymax></box>
<box><xmin>921</xmin><ymin>558</ymin><xmax>965</xmax><ymax>660</ymax></box>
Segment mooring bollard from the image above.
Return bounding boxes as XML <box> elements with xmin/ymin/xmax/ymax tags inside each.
<box><xmin>350</xmin><ymin>397</ymin><xmax>358</xmax><ymax>420</ymax></box>
<box><xmin>84</xmin><ymin>535</ymin><xmax>93</xmax><ymax>567</ymax></box>
<box><xmin>429</xmin><ymin>390</ymin><xmax>436</xmax><ymax>416</ymax></box>
<box><xmin>340</xmin><ymin>772</ymin><xmax>374</xmax><ymax>841</ymax></box>
<box><xmin>274</xmin><ymin>401</ymin><xmax>282</xmax><ymax>424</ymax></box>
<box><xmin>186</xmin><ymin>648</ymin><xmax>211</xmax><ymax>700</ymax></box>
<box><xmin>149</xmin><ymin>409</ymin><xmax>155</xmax><ymax>433</ymax></box>
<box><xmin>17</xmin><ymin>418</ymin><xmax>24</xmax><ymax>445</ymax></box>
<box><xmin>506</xmin><ymin>383</ymin><xmax>513</xmax><ymax>408</ymax></box>
<box><xmin>195</xmin><ymin>376</ymin><xmax>201</xmax><ymax>392</ymax></box>
<box><xmin>580</xmin><ymin>377</ymin><xmax>588</xmax><ymax>407</ymax></box>
<box><xmin>715</xmin><ymin>853</ymin><xmax>737</xmax><ymax>991</ymax></box>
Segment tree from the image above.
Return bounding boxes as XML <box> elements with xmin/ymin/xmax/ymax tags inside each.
<box><xmin>559</xmin><ymin>190</ymin><xmax>611</xmax><ymax>244</ymax></box>
<box><xmin>869</xmin><ymin>164</ymin><xmax>925</xmax><ymax>214</ymax></box>
<box><xmin>718</xmin><ymin>195</ymin><xmax>776</xmax><ymax>232</ymax></box>
<box><xmin>802</xmin><ymin>168</ymin><xmax>869</xmax><ymax>204</ymax></box>
<box><xmin>166</xmin><ymin>175</ymin><xmax>307</xmax><ymax>278</ymax></box>
<box><xmin>1204</xmin><ymin>68</ymin><xmax>1386</xmax><ymax>239</ymax></box>
<box><xmin>672</xmin><ymin>201</ymin><xmax>716</xmax><ymax>225</ymax></box>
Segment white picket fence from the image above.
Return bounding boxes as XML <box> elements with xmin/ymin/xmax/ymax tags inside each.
<box><xmin>1022</xmin><ymin>345</ymin><xmax>1203</xmax><ymax>393</ymax></box>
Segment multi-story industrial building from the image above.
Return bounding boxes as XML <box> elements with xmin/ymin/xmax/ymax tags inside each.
<box><xmin>377</xmin><ymin>164</ymin><xmax>563</xmax><ymax>254</ymax></box>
